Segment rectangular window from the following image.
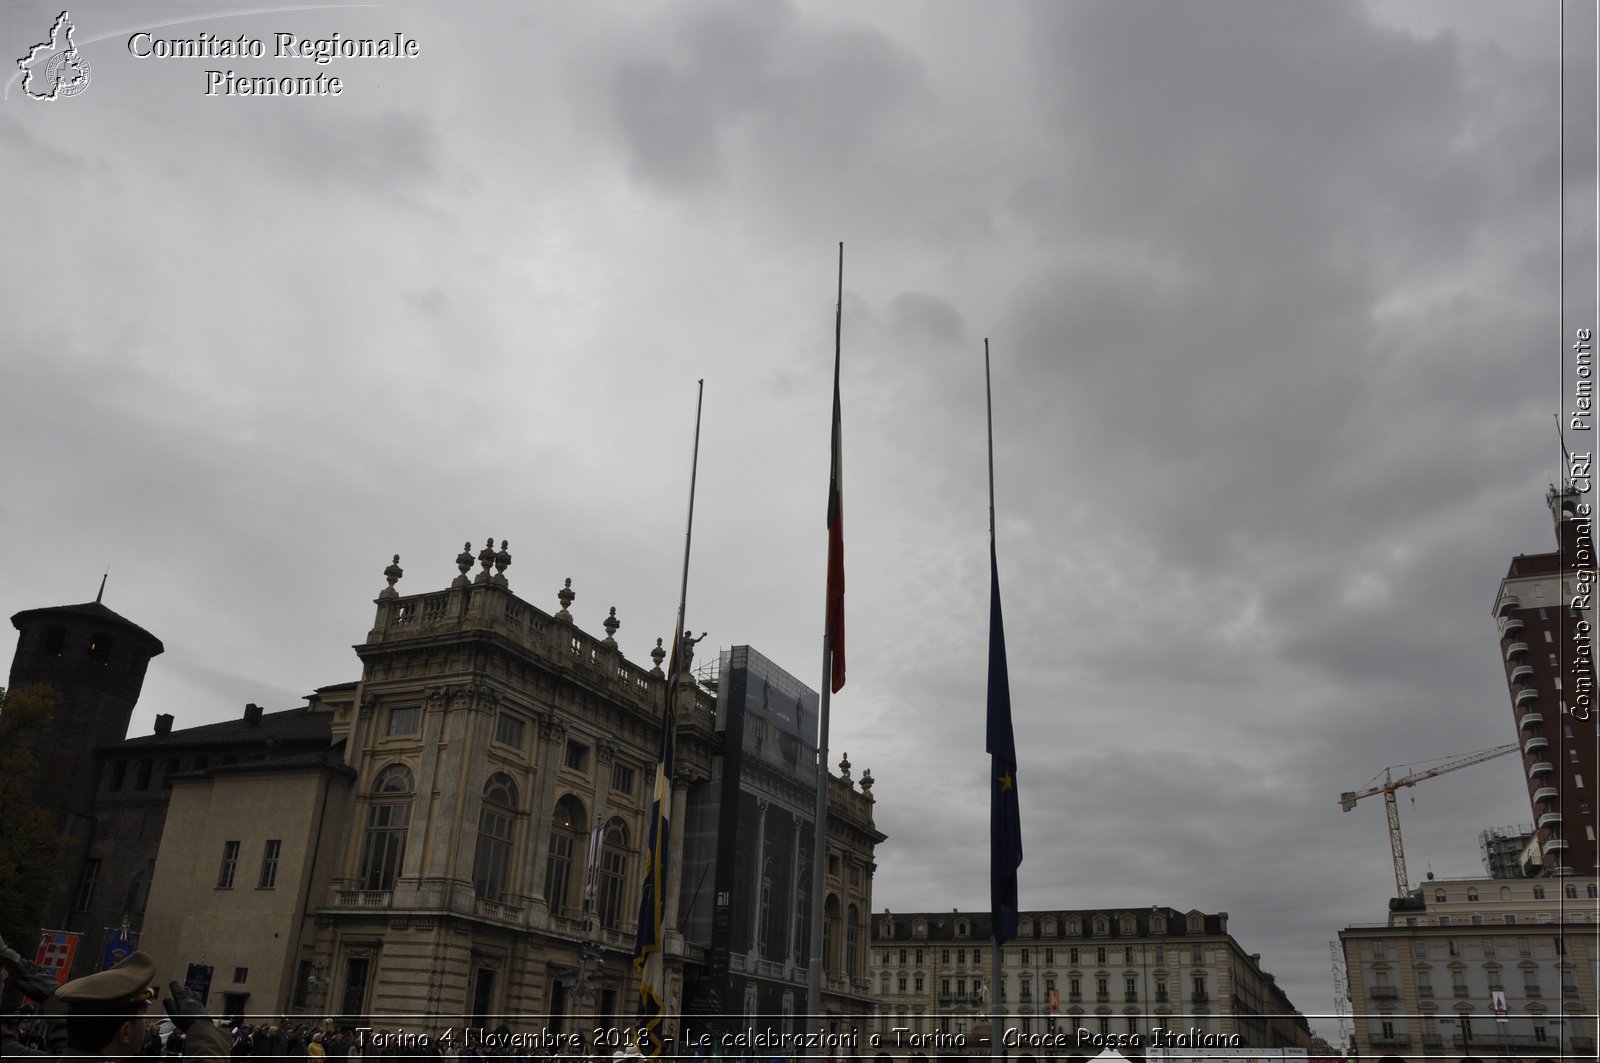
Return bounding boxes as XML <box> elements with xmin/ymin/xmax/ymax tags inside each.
<box><xmin>1020</xmin><ymin>948</ymin><xmax>1029</xmax><ymax>964</ymax></box>
<box><xmin>232</xmin><ymin>967</ymin><xmax>248</xmax><ymax>984</ymax></box>
<box><xmin>1191</xmin><ymin>945</ymin><xmax>1203</xmax><ymax>964</ymax></box>
<box><xmin>1097</xmin><ymin>947</ymin><xmax>1106</xmax><ymax>964</ymax></box>
<box><xmin>1044</xmin><ymin>948</ymin><xmax>1053</xmax><ymax>964</ymax></box>
<box><xmin>611</xmin><ymin>762</ymin><xmax>635</xmax><ymax>795</ymax></box>
<box><xmin>74</xmin><ymin>858</ymin><xmax>101</xmax><ymax>912</ymax></box>
<box><xmin>1070</xmin><ymin>947</ymin><xmax>1079</xmax><ymax>964</ymax></box>
<box><xmin>1373</xmin><ymin>940</ymin><xmax>1386</xmax><ymax>958</ymax></box>
<box><xmin>898</xmin><ymin>976</ymin><xmax>907</xmax><ymax>992</ymax></box>
<box><xmin>564</xmin><ymin>740</ymin><xmax>588</xmax><ymax>771</ymax></box>
<box><xmin>493</xmin><ymin>712</ymin><xmax>525</xmax><ymax>748</ymax></box>
<box><xmin>915</xmin><ymin>948</ymin><xmax>924</xmax><ymax>965</ymax></box>
<box><xmin>386</xmin><ymin>706</ymin><xmax>420</xmax><ymax>736</ymax></box>
<box><xmin>1154</xmin><ymin>946</ymin><xmax>1164</xmax><ymax>964</ymax></box>
<box><xmin>1124</xmin><ymin>945</ymin><xmax>1133</xmax><ymax>962</ymax></box>
<box><xmin>258</xmin><ymin>839</ymin><xmax>281</xmax><ymax>889</ymax></box>
<box><xmin>217</xmin><ymin>841</ymin><xmax>240</xmax><ymax>889</ymax></box>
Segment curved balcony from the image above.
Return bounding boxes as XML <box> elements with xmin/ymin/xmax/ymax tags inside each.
<box><xmin>1524</xmin><ymin>736</ymin><xmax>1549</xmax><ymax>756</ymax></box>
<box><xmin>1500</xmin><ymin>614</ymin><xmax>1526</xmax><ymax>638</ymax></box>
<box><xmin>1529</xmin><ymin>761</ymin><xmax>1555</xmax><ymax>779</ymax></box>
<box><xmin>1505</xmin><ymin>641</ymin><xmax>1530</xmax><ymax>661</ymax></box>
<box><xmin>1498</xmin><ymin>594</ymin><xmax>1521</xmax><ymax>616</ymax></box>
<box><xmin>1519</xmin><ymin>711</ymin><xmax>1544</xmax><ymax>731</ymax></box>
<box><xmin>1510</xmin><ymin>664</ymin><xmax>1536</xmax><ymax>684</ymax></box>
<box><xmin>1515</xmin><ymin>686</ymin><xmax>1540</xmax><ymax>706</ymax></box>
<box><xmin>1534</xmin><ymin>786</ymin><xmax>1560</xmax><ymax>803</ymax></box>
<box><xmin>1539</xmin><ymin>811</ymin><xmax>1563</xmax><ymax>830</ymax></box>
<box><xmin>1543</xmin><ymin>837</ymin><xmax>1570</xmax><ymax>854</ymax></box>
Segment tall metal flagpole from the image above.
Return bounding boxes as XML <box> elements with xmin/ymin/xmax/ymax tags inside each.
<box><xmin>677</xmin><ymin>380</ymin><xmax>705</xmax><ymax>645</ymax></box>
<box><xmin>986</xmin><ymin>342</ymin><xmax>1003</xmax><ymax>1061</ymax></box>
<box><xmin>808</xmin><ymin>244</ymin><xmax>844</xmax><ymax>1027</ymax></box>
<box><xmin>636</xmin><ymin>379</ymin><xmax>705</xmax><ymax>1057</ymax></box>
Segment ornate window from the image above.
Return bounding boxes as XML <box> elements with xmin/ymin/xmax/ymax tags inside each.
<box><xmin>544</xmin><ymin>794</ymin><xmax>585</xmax><ymax>916</ymax></box>
<box><xmin>596</xmin><ymin>817</ymin><xmax>629</xmax><ymax>929</ymax></box>
<box><xmin>359</xmin><ymin>764</ymin><xmax>413</xmax><ymax>891</ymax></box>
<box><xmin>847</xmin><ymin>904</ymin><xmax>861</xmax><ymax>977</ymax></box>
<box><xmin>473</xmin><ymin>773</ymin><xmax>518</xmax><ymax>901</ymax></box>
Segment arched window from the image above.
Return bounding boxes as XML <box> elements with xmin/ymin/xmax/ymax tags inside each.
<box><xmin>824</xmin><ymin>894</ymin><xmax>842</xmax><ymax>972</ymax></box>
<box><xmin>596</xmin><ymin>817</ymin><xmax>629</xmax><ymax>929</ymax></box>
<box><xmin>38</xmin><ymin>624</ymin><xmax>65</xmax><ymax>657</ymax></box>
<box><xmin>847</xmin><ymin>903</ymin><xmax>861</xmax><ymax>977</ymax></box>
<box><xmin>1435</xmin><ymin>889</ymin><xmax>1447</xmax><ymax>903</ymax></box>
<box><xmin>1467</xmin><ymin>888</ymin><xmax>1479</xmax><ymax>902</ymax></box>
<box><xmin>360</xmin><ymin>764</ymin><xmax>413</xmax><ymax>891</ymax></box>
<box><xmin>545</xmin><ymin>795</ymin><xmax>585</xmax><ymax>916</ymax></box>
<box><xmin>88</xmin><ymin>632</ymin><xmax>114</xmax><ymax>663</ymax></box>
<box><xmin>473</xmin><ymin>773</ymin><xmax>518</xmax><ymax>901</ymax></box>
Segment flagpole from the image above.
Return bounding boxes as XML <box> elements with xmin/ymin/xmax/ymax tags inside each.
<box><xmin>808</xmin><ymin>242</ymin><xmax>845</xmax><ymax>1027</ymax></box>
<box><xmin>636</xmin><ymin>379</ymin><xmax>705</xmax><ymax>1058</ymax></box>
<box><xmin>986</xmin><ymin>342</ymin><xmax>1003</xmax><ymax>1061</ymax></box>
<box><xmin>677</xmin><ymin>379</ymin><xmax>706</xmax><ymax>639</ymax></box>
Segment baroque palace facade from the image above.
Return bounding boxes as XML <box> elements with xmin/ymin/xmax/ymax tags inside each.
<box><xmin>7</xmin><ymin>541</ymin><xmax>880</xmax><ymax>1041</ymax></box>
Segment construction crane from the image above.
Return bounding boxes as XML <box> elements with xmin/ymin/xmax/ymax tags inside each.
<box><xmin>1340</xmin><ymin>743</ymin><xmax>1520</xmax><ymax>897</ymax></box>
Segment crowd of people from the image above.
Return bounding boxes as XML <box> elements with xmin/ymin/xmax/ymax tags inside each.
<box><xmin>1</xmin><ymin>935</ymin><xmax>661</xmax><ymax>1063</ymax></box>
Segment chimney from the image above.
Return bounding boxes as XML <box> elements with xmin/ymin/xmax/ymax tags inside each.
<box><xmin>244</xmin><ymin>703</ymin><xmax>263</xmax><ymax>727</ymax></box>
<box><xmin>154</xmin><ymin>713</ymin><xmax>173</xmax><ymax>735</ymax></box>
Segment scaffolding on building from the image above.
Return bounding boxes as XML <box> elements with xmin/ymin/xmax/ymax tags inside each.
<box><xmin>1480</xmin><ymin>824</ymin><xmax>1537</xmax><ymax>879</ymax></box>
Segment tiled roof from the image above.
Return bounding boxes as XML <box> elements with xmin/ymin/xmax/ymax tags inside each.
<box><xmin>11</xmin><ymin>600</ymin><xmax>165</xmax><ymax>651</ymax></box>
<box><xmin>117</xmin><ymin>705</ymin><xmax>334</xmax><ymax>749</ymax></box>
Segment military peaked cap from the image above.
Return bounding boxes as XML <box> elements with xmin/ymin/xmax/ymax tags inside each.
<box><xmin>54</xmin><ymin>952</ymin><xmax>158</xmax><ymax>1011</ymax></box>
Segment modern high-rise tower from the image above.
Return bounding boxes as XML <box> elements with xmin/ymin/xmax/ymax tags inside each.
<box><xmin>1493</xmin><ymin>484</ymin><xmax>1597</xmax><ymax>873</ymax></box>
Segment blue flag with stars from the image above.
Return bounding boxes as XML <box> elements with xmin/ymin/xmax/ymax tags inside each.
<box><xmin>987</xmin><ymin>539</ymin><xmax>1022</xmax><ymax>944</ymax></box>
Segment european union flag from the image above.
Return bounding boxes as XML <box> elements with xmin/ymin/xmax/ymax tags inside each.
<box><xmin>987</xmin><ymin>540</ymin><xmax>1021</xmax><ymax>945</ymax></box>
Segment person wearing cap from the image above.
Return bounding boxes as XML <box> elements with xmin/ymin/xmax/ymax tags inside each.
<box><xmin>52</xmin><ymin>950</ymin><xmax>230</xmax><ymax>1062</ymax></box>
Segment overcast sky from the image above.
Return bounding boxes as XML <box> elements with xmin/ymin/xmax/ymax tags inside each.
<box><xmin>3</xmin><ymin>0</ymin><xmax>1596</xmax><ymax>1040</ymax></box>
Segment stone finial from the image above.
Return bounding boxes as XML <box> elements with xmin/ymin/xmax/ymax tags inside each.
<box><xmin>650</xmin><ymin>637</ymin><xmax>666</xmax><ymax>675</ymax></box>
<box><xmin>556</xmin><ymin>578</ymin><xmax>575</xmax><ymax>622</ymax></box>
<box><xmin>380</xmin><ymin>554</ymin><xmax>403</xmax><ymax>598</ymax></box>
<box><xmin>860</xmin><ymin>768</ymin><xmax>874</xmax><ymax>799</ymax></box>
<box><xmin>603</xmin><ymin>606</ymin><xmax>620</xmax><ymax>647</ymax></box>
<box><xmin>456</xmin><ymin>542</ymin><xmax>474</xmax><ymax>577</ymax></box>
<box><xmin>493</xmin><ymin>540</ymin><xmax>512</xmax><ymax>587</ymax></box>
<box><xmin>839</xmin><ymin>752</ymin><xmax>852</xmax><ymax>781</ymax></box>
<box><xmin>476</xmin><ymin>538</ymin><xmax>496</xmax><ymax>583</ymax></box>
